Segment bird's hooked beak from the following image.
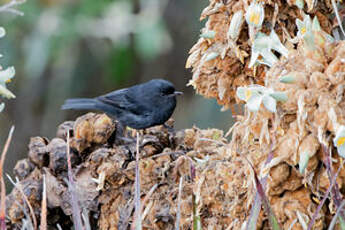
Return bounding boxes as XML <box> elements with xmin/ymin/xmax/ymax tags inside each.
<box><xmin>174</xmin><ymin>91</ymin><xmax>183</xmax><ymax>96</ymax></box>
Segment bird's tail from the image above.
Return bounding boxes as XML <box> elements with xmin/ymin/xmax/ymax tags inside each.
<box><xmin>61</xmin><ymin>98</ymin><xmax>97</xmax><ymax>110</ymax></box>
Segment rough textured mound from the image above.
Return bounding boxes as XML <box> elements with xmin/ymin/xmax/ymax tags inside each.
<box><xmin>186</xmin><ymin>0</ymin><xmax>335</xmax><ymax>108</ymax></box>
<box><xmin>6</xmin><ymin>113</ymin><xmax>237</xmax><ymax>229</ymax></box>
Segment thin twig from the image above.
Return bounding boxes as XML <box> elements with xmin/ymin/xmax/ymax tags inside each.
<box><xmin>198</xmin><ymin>138</ymin><xmax>226</xmax><ymax>146</ymax></box>
<box><xmin>307</xmin><ymin>161</ymin><xmax>344</xmax><ymax>230</ymax></box>
<box><xmin>140</xmin><ymin>184</ymin><xmax>158</xmax><ymax>222</ymax></box>
<box><xmin>145</xmin><ymin>151</ymin><xmax>184</xmax><ymax>160</ymax></box>
<box><xmin>131</xmin><ymin>132</ymin><xmax>142</xmax><ymax>230</ymax></box>
<box><xmin>140</xmin><ymin>184</ymin><xmax>157</xmax><ymax>215</ymax></box>
<box><xmin>40</xmin><ymin>174</ymin><xmax>47</xmax><ymax>230</ymax></box>
<box><xmin>332</xmin><ymin>0</ymin><xmax>345</xmax><ymax>37</ymax></box>
<box><xmin>82</xmin><ymin>209</ymin><xmax>91</xmax><ymax>230</ymax></box>
<box><xmin>246</xmin><ymin>143</ymin><xmax>275</xmax><ymax>230</ymax></box>
<box><xmin>175</xmin><ymin>177</ymin><xmax>183</xmax><ymax>230</ymax></box>
<box><xmin>0</xmin><ymin>126</ymin><xmax>14</xmax><ymax>230</ymax></box>
<box><xmin>66</xmin><ymin>132</ymin><xmax>83</xmax><ymax>230</ymax></box>
<box><xmin>243</xmin><ymin>155</ymin><xmax>281</xmax><ymax>229</ymax></box>
<box><xmin>328</xmin><ymin>200</ymin><xmax>345</xmax><ymax>230</ymax></box>
<box><xmin>321</xmin><ymin>144</ymin><xmax>345</xmax><ymax>220</ymax></box>
<box><xmin>6</xmin><ymin>174</ymin><xmax>37</xmax><ymax>230</ymax></box>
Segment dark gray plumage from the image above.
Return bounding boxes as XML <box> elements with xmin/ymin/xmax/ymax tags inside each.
<box><xmin>61</xmin><ymin>79</ymin><xmax>182</xmax><ymax>129</ymax></box>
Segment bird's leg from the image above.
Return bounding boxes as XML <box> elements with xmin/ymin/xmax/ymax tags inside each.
<box><xmin>114</xmin><ymin>122</ymin><xmax>133</xmax><ymax>144</ymax></box>
<box><xmin>127</xmin><ymin>127</ymin><xmax>143</xmax><ymax>138</ymax></box>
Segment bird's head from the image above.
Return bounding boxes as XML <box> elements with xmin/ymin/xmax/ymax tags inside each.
<box><xmin>143</xmin><ymin>79</ymin><xmax>182</xmax><ymax>115</ymax></box>
<box><xmin>148</xmin><ymin>79</ymin><xmax>183</xmax><ymax>99</ymax></box>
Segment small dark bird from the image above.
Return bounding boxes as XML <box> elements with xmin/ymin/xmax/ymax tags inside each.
<box><xmin>61</xmin><ymin>79</ymin><xmax>182</xmax><ymax>129</ymax></box>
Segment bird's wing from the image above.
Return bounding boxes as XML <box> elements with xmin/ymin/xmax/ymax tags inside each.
<box><xmin>96</xmin><ymin>88</ymin><xmax>146</xmax><ymax>115</ymax></box>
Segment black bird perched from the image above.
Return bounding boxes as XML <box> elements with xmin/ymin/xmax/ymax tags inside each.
<box><xmin>61</xmin><ymin>79</ymin><xmax>182</xmax><ymax>129</ymax></box>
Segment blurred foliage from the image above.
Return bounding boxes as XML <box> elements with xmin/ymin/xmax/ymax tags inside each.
<box><xmin>1</xmin><ymin>0</ymin><xmax>172</xmax><ymax>84</ymax></box>
<box><xmin>0</xmin><ymin>0</ymin><xmax>234</xmax><ymax>185</ymax></box>
<box><xmin>0</xmin><ymin>0</ymin><xmax>216</xmax><ymax>179</ymax></box>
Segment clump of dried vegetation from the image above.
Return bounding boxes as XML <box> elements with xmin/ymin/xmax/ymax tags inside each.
<box><xmin>4</xmin><ymin>113</ymin><xmax>232</xmax><ymax>229</ymax></box>
<box><xmin>2</xmin><ymin>0</ymin><xmax>345</xmax><ymax>229</ymax></box>
<box><xmin>186</xmin><ymin>0</ymin><xmax>341</xmax><ymax>110</ymax></box>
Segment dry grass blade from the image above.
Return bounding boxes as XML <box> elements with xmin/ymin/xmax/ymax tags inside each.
<box><xmin>328</xmin><ymin>200</ymin><xmax>345</xmax><ymax>230</ymax></box>
<box><xmin>82</xmin><ymin>209</ymin><xmax>91</xmax><ymax>230</ymax></box>
<box><xmin>252</xmin><ymin>168</ymin><xmax>280</xmax><ymax>230</ymax></box>
<box><xmin>40</xmin><ymin>174</ymin><xmax>47</xmax><ymax>230</ymax></box>
<box><xmin>192</xmin><ymin>194</ymin><xmax>201</xmax><ymax>230</ymax></box>
<box><xmin>332</xmin><ymin>0</ymin><xmax>345</xmax><ymax>37</ymax></box>
<box><xmin>190</xmin><ymin>160</ymin><xmax>201</xmax><ymax>230</ymax></box>
<box><xmin>307</xmin><ymin>162</ymin><xmax>344</xmax><ymax>230</ymax></box>
<box><xmin>6</xmin><ymin>174</ymin><xmax>37</xmax><ymax>230</ymax></box>
<box><xmin>198</xmin><ymin>138</ymin><xmax>226</xmax><ymax>146</ymax></box>
<box><xmin>66</xmin><ymin>131</ymin><xmax>83</xmax><ymax>230</ymax></box>
<box><xmin>175</xmin><ymin>177</ymin><xmax>183</xmax><ymax>230</ymax></box>
<box><xmin>246</xmin><ymin>194</ymin><xmax>262</xmax><ymax>230</ymax></box>
<box><xmin>131</xmin><ymin>132</ymin><xmax>142</xmax><ymax>230</ymax></box>
<box><xmin>243</xmin><ymin>155</ymin><xmax>281</xmax><ymax>230</ymax></box>
<box><xmin>246</xmin><ymin>145</ymin><xmax>274</xmax><ymax>230</ymax></box>
<box><xmin>0</xmin><ymin>126</ymin><xmax>14</xmax><ymax>230</ymax></box>
<box><xmin>322</xmin><ymin>145</ymin><xmax>345</xmax><ymax>221</ymax></box>
<box><xmin>140</xmin><ymin>184</ymin><xmax>158</xmax><ymax>221</ymax></box>
<box><xmin>146</xmin><ymin>151</ymin><xmax>184</xmax><ymax>160</ymax></box>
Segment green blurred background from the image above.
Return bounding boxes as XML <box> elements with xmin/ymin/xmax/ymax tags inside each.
<box><xmin>0</xmin><ymin>0</ymin><xmax>233</xmax><ymax>176</ymax></box>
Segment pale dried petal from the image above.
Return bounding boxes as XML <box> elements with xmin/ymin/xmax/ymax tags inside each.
<box><xmin>246</xmin><ymin>94</ymin><xmax>262</xmax><ymax>112</ymax></box>
<box><xmin>279</xmin><ymin>75</ymin><xmax>295</xmax><ymax>83</ymax></box>
<box><xmin>0</xmin><ymin>66</ymin><xmax>15</xmax><ymax>85</ymax></box>
<box><xmin>262</xmin><ymin>95</ymin><xmax>277</xmax><ymax>112</ymax></box>
<box><xmin>299</xmin><ymin>151</ymin><xmax>310</xmax><ymax>174</ymax></box>
<box><xmin>205</xmin><ymin>52</ymin><xmax>219</xmax><ymax>62</ymax></box>
<box><xmin>0</xmin><ymin>84</ymin><xmax>15</xmax><ymax>99</ymax></box>
<box><xmin>334</xmin><ymin>125</ymin><xmax>345</xmax><ymax>158</ymax></box>
<box><xmin>200</xmin><ymin>30</ymin><xmax>216</xmax><ymax>39</ymax></box>
<box><xmin>228</xmin><ymin>11</ymin><xmax>244</xmax><ymax>41</ymax></box>
<box><xmin>0</xmin><ymin>27</ymin><xmax>5</xmax><ymax>38</ymax></box>
<box><xmin>270</xmin><ymin>92</ymin><xmax>288</xmax><ymax>102</ymax></box>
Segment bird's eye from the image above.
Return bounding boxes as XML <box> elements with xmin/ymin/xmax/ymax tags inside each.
<box><xmin>161</xmin><ymin>87</ymin><xmax>175</xmax><ymax>96</ymax></box>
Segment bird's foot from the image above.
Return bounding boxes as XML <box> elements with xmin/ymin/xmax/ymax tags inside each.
<box><xmin>163</xmin><ymin>123</ymin><xmax>174</xmax><ymax>133</ymax></box>
<box><xmin>114</xmin><ymin>136</ymin><xmax>135</xmax><ymax>145</ymax></box>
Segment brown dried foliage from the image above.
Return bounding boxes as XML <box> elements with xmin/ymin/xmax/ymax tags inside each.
<box><xmin>6</xmin><ymin>113</ymin><xmax>243</xmax><ymax>229</ymax></box>
<box><xmin>227</xmin><ymin>39</ymin><xmax>345</xmax><ymax>228</ymax></box>
<box><xmin>186</xmin><ymin>0</ymin><xmax>334</xmax><ymax>109</ymax></box>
